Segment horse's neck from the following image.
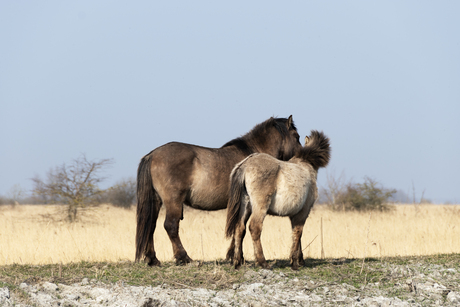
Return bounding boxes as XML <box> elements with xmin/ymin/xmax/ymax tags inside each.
<box><xmin>250</xmin><ymin>140</ymin><xmax>279</xmax><ymax>157</ymax></box>
<box><xmin>220</xmin><ymin>145</ymin><xmax>253</xmax><ymax>163</ymax></box>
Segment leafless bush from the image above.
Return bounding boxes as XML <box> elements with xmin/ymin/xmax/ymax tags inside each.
<box><xmin>32</xmin><ymin>154</ymin><xmax>113</xmax><ymax>222</ymax></box>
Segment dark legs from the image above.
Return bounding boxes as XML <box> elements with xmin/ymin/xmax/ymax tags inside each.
<box><xmin>164</xmin><ymin>214</ymin><xmax>192</xmax><ymax>264</ymax></box>
<box><xmin>163</xmin><ymin>196</ymin><xmax>192</xmax><ymax>265</ymax></box>
<box><xmin>232</xmin><ymin>205</ymin><xmax>251</xmax><ymax>268</ymax></box>
<box><xmin>225</xmin><ymin>237</ymin><xmax>236</xmax><ymax>262</ymax></box>
<box><xmin>136</xmin><ymin>190</ymin><xmax>161</xmax><ymax>266</ymax></box>
<box><xmin>144</xmin><ymin>205</ymin><xmax>160</xmax><ymax>266</ymax></box>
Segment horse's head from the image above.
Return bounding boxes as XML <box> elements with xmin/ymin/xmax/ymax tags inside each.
<box><xmin>222</xmin><ymin>115</ymin><xmax>302</xmax><ymax>160</ymax></box>
<box><xmin>276</xmin><ymin>115</ymin><xmax>302</xmax><ymax>161</ymax></box>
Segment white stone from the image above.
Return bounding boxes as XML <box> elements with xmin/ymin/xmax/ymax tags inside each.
<box><xmin>447</xmin><ymin>291</ymin><xmax>460</xmax><ymax>304</ymax></box>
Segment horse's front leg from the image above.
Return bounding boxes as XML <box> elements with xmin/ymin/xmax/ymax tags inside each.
<box><xmin>164</xmin><ymin>201</ymin><xmax>192</xmax><ymax>265</ymax></box>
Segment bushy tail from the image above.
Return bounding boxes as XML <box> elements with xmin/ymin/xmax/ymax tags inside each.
<box><xmin>135</xmin><ymin>153</ymin><xmax>160</xmax><ymax>262</ymax></box>
<box><xmin>299</xmin><ymin>130</ymin><xmax>331</xmax><ymax>170</ymax></box>
<box><xmin>225</xmin><ymin>161</ymin><xmax>247</xmax><ymax>238</ymax></box>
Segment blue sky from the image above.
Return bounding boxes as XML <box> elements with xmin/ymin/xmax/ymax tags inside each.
<box><xmin>1</xmin><ymin>1</ymin><xmax>459</xmax><ymax>203</ymax></box>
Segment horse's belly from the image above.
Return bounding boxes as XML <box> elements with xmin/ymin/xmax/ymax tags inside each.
<box><xmin>188</xmin><ymin>182</ymin><xmax>228</xmax><ymax>210</ymax></box>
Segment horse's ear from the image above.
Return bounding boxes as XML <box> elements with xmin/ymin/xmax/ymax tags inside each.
<box><xmin>287</xmin><ymin>115</ymin><xmax>293</xmax><ymax>128</ymax></box>
<box><xmin>304</xmin><ymin>135</ymin><xmax>310</xmax><ymax>145</ymax></box>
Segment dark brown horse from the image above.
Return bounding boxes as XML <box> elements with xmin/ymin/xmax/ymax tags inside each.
<box><xmin>136</xmin><ymin>116</ymin><xmax>302</xmax><ymax>265</ymax></box>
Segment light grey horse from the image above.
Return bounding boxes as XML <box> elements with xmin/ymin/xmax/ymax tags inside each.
<box><xmin>225</xmin><ymin>130</ymin><xmax>331</xmax><ymax>270</ymax></box>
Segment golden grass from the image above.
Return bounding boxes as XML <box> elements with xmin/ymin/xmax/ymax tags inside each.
<box><xmin>1</xmin><ymin>204</ymin><xmax>459</xmax><ymax>265</ymax></box>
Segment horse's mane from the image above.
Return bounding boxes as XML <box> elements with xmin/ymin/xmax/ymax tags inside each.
<box><xmin>295</xmin><ymin>130</ymin><xmax>331</xmax><ymax>170</ymax></box>
<box><xmin>221</xmin><ymin>117</ymin><xmax>296</xmax><ymax>154</ymax></box>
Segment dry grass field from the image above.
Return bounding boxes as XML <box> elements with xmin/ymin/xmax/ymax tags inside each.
<box><xmin>1</xmin><ymin>203</ymin><xmax>459</xmax><ymax>265</ymax></box>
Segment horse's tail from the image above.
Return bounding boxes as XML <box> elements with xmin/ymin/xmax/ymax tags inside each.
<box><xmin>135</xmin><ymin>152</ymin><xmax>160</xmax><ymax>262</ymax></box>
<box><xmin>301</xmin><ymin>130</ymin><xmax>331</xmax><ymax>170</ymax></box>
<box><xmin>225</xmin><ymin>159</ymin><xmax>247</xmax><ymax>238</ymax></box>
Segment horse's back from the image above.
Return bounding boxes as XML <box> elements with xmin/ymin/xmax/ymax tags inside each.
<box><xmin>241</xmin><ymin>154</ymin><xmax>315</xmax><ymax>216</ymax></box>
<box><xmin>148</xmin><ymin>142</ymin><xmax>198</xmax><ymax>170</ymax></box>
<box><xmin>147</xmin><ymin>142</ymin><xmax>242</xmax><ymax>210</ymax></box>
<box><xmin>240</xmin><ymin>153</ymin><xmax>281</xmax><ymax>186</ymax></box>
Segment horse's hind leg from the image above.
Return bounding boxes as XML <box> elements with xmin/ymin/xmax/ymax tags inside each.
<box><xmin>145</xmin><ymin>201</ymin><xmax>161</xmax><ymax>266</ymax></box>
<box><xmin>226</xmin><ymin>194</ymin><xmax>250</xmax><ymax>263</ymax></box>
<box><xmin>249</xmin><ymin>210</ymin><xmax>269</xmax><ymax>269</ymax></box>
<box><xmin>225</xmin><ymin>237</ymin><xmax>235</xmax><ymax>263</ymax></box>
<box><xmin>289</xmin><ymin>204</ymin><xmax>312</xmax><ymax>270</ymax></box>
<box><xmin>163</xmin><ymin>196</ymin><xmax>192</xmax><ymax>265</ymax></box>
<box><xmin>288</xmin><ymin>221</ymin><xmax>305</xmax><ymax>270</ymax></box>
<box><xmin>233</xmin><ymin>204</ymin><xmax>251</xmax><ymax>269</ymax></box>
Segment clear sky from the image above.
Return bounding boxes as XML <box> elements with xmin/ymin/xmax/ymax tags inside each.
<box><xmin>1</xmin><ymin>1</ymin><xmax>459</xmax><ymax>203</ymax></box>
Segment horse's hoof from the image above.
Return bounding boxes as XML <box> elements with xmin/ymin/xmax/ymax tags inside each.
<box><xmin>146</xmin><ymin>257</ymin><xmax>161</xmax><ymax>267</ymax></box>
<box><xmin>299</xmin><ymin>258</ymin><xmax>305</xmax><ymax>267</ymax></box>
<box><xmin>176</xmin><ymin>255</ymin><xmax>193</xmax><ymax>265</ymax></box>
<box><xmin>291</xmin><ymin>264</ymin><xmax>299</xmax><ymax>271</ymax></box>
<box><xmin>225</xmin><ymin>251</ymin><xmax>234</xmax><ymax>262</ymax></box>
<box><xmin>259</xmin><ymin>262</ymin><xmax>270</xmax><ymax>269</ymax></box>
<box><xmin>233</xmin><ymin>259</ymin><xmax>242</xmax><ymax>269</ymax></box>
<box><xmin>226</xmin><ymin>255</ymin><xmax>234</xmax><ymax>262</ymax></box>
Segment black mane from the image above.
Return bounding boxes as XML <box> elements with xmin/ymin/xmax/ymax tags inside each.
<box><xmin>221</xmin><ymin>117</ymin><xmax>296</xmax><ymax>155</ymax></box>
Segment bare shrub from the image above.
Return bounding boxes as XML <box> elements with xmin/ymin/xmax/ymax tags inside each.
<box><xmin>32</xmin><ymin>154</ymin><xmax>113</xmax><ymax>222</ymax></box>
